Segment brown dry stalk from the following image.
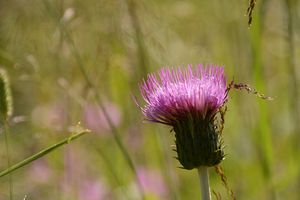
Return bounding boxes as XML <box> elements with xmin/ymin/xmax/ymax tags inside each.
<box><xmin>215</xmin><ymin>165</ymin><xmax>236</xmax><ymax>200</ymax></box>
<box><xmin>233</xmin><ymin>83</ymin><xmax>273</xmax><ymax>100</ymax></box>
<box><xmin>219</xmin><ymin>106</ymin><xmax>227</xmax><ymax>135</ymax></box>
<box><xmin>212</xmin><ymin>189</ymin><xmax>222</xmax><ymax>200</ymax></box>
<box><xmin>246</xmin><ymin>0</ymin><xmax>257</xmax><ymax>27</ymax></box>
<box><xmin>226</xmin><ymin>79</ymin><xmax>273</xmax><ymax>100</ymax></box>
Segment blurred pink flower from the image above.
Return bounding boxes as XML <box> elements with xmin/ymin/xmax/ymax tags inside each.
<box><xmin>78</xmin><ymin>180</ymin><xmax>111</xmax><ymax>200</ymax></box>
<box><xmin>31</xmin><ymin>103</ymin><xmax>67</xmax><ymax>131</ymax></box>
<box><xmin>137</xmin><ymin>167</ymin><xmax>168</xmax><ymax>198</ymax></box>
<box><xmin>29</xmin><ymin>159</ymin><xmax>52</xmax><ymax>184</ymax></box>
<box><xmin>83</xmin><ymin>102</ymin><xmax>122</xmax><ymax>134</ymax></box>
<box><xmin>125</xmin><ymin>125</ymin><xmax>144</xmax><ymax>150</ymax></box>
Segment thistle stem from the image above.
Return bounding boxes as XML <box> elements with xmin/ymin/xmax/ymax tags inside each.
<box><xmin>198</xmin><ymin>166</ymin><xmax>211</xmax><ymax>200</ymax></box>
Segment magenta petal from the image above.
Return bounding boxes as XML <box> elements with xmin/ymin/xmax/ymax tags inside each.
<box><xmin>139</xmin><ymin>65</ymin><xmax>227</xmax><ymax>125</ymax></box>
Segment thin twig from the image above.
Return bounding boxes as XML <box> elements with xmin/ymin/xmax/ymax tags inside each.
<box><xmin>246</xmin><ymin>0</ymin><xmax>257</xmax><ymax>27</ymax></box>
<box><xmin>231</xmin><ymin>82</ymin><xmax>273</xmax><ymax>101</ymax></box>
<box><xmin>215</xmin><ymin>165</ymin><xmax>235</xmax><ymax>200</ymax></box>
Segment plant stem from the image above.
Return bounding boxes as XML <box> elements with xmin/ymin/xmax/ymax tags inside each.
<box><xmin>198</xmin><ymin>166</ymin><xmax>211</xmax><ymax>200</ymax></box>
<box><xmin>125</xmin><ymin>0</ymin><xmax>148</xmax><ymax>77</ymax></box>
<box><xmin>0</xmin><ymin>130</ymin><xmax>89</xmax><ymax>178</ymax></box>
<box><xmin>3</xmin><ymin>120</ymin><xmax>13</xmax><ymax>200</ymax></box>
<box><xmin>56</xmin><ymin>20</ymin><xmax>146</xmax><ymax>200</ymax></box>
<box><xmin>250</xmin><ymin>1</ymin><xmax>276</xmax><ymax>198</ymax></box>
<box><xmin>41</xmin><ymin>2</ymin><xmax>145</xmax><ymax>198</ymax></box>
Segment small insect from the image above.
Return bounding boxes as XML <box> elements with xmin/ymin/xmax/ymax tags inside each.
<box><xmin>246</xmin><ymin>0</ymin><xmax>257</xmax><ymax>27</ymax></box>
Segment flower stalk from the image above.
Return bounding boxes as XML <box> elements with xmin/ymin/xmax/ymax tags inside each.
<box><xmin>198</xmin><ymin>167</ymin><xmax>211</xmax><ymax>200</ymax></box>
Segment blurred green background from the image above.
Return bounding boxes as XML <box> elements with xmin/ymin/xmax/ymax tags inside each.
<box><xmin>0</xmin><ymin>0</ymin><xmax>300</xmax><ymax>199</ymax></box>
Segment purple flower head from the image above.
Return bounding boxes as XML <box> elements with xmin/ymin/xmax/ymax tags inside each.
<box><xmin>138</xmin><ymin>64</ymin><xmax>228</xmax><ymax>169</ymax></box>
<box><xmin>140</xmin><ymin>64</ymin><xmax>227</xmax><ymax>125</ymax></box>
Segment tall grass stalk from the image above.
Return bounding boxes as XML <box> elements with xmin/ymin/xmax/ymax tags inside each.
<box><xmin>75</xmin><ymin>51</ymin><xmax>146</xmax><ymax>200</ymax></box>
<box><xmin>0</xmin><ymin>130</ymin><xmax>90</xmax><ymax>178</ymax></box>
<box><xmin>41</xmin><ymin>2</ymin><xmax>146</xmax><ymax>198</ymax></box>
<box><xmin>58</xmin><ymin>79</ymin><xmax>131</xmax><ymax>199</ymax></box>
<box><xmin>124</xmin><ymin>0</ymin><xmax>149</xmax><ymax>77</ymax></box>
<box><xmin>285</xmin><ymin>0</ymin><xmax>300</xmax><ymax>190</ymax></box>
<box><xmin>250</xmin><ymin>0</ymin><xmax>275</xmax><ymax>198</ymax></box>
<box><xmin>3</xmin><ymin>120</ymin><xmax>13</xmax><ymax>200</ymax></box>
<box><xmin>285</xmin><ymin>0</ymin><xmax>300</xmax><ymax>148</ymax></box>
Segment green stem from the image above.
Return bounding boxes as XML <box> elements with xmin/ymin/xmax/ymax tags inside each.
<box><xmin>198</xmin><ymin>167</ymin><xmax>211</xmax><ymax>200</ymax></box>
<box><xmin>41</xmin><ymin>2</ymin><xmax>145</xmax><ymax>198</ymax></box>
<box><xmin>0</xmin><ymin>130</ymin><xmax>89</xmax><ymax>178</ymax></box>
<box><xmin>286</xmin><ymin>0</ymin><xmax>300</xmax><ymax>147</ymax></box>
<box><xmin>58</xmin><ymin>19</ymin><xmax>146</xmax><ymax>200</ymax></box>
<box><xmin>125</xmin><ymin>0</ymin><xmax>148</xmax><ymax>77</ymax></box>
<box><xmin>250</xmin><ymin>0</ymin><xmax>275</xmax><ymax>198</ymax></box>
<box><xmin>3</xmin><ymin>120</ymin><xmax>13</xmax><ymax>200</ymax></box>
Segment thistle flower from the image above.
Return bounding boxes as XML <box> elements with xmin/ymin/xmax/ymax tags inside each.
<box><xmin>138</xmin><ymin>64</ymin><xmax>228</xmax><ymax>170</ymax></box>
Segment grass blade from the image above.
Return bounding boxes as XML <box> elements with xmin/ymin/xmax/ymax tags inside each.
<box><xmin>0</xmin><ymin>130</ymin><xmax>90</xmax><ymax>178</ymax></box>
